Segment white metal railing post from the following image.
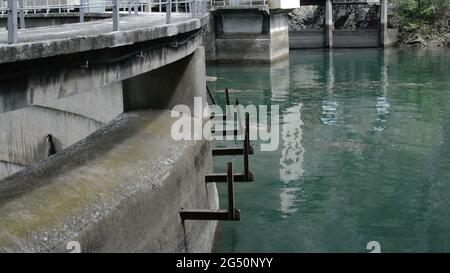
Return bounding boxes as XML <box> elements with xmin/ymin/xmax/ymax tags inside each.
<box><xmin>79</xmin><ymin>0</ymin><xmax>84</xmax><ymax>22</ymax></box>
<box><xmin>133</xmin><ymin>0</ymin><xmax>138</xmax><ymax>15</ymax></box>
<box><xmin>19</xmin><ymin>0</ymin><xmax>25</xmax><ymax>29</ymax></box>
<box><xmin>158</xmin><ymin>0</ymin><xmax>161</xmax><ymax>12</ymax></box>
<box><xmin>113</xmin><ymin>0</ymin><xmax>119</xmax><ymax>31</ymax></box>
<box><xmin>166</xmin><ymin>0</ymin><xmax>171</xmax><ymax>23</ymax></box>
<box><xmin>191</xmin><ymin>0</ymin><xmax>195</xmax><ymax>17</ymax></box>
<box><xmin>7</xmin><ymin>0</ymin><xmax>18</xmax><ymax>43</ymax></box>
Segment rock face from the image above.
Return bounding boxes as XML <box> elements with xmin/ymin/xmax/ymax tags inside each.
<box><xmin>289</xmin><ymin>5</ymin><xmax>380</xmax><ymax>31</ymax></box>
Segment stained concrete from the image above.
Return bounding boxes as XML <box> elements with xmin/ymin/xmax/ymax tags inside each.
<box><xmin>289</xmin><ymin>28</ymin><xmax>398</xmax><ymax>48</ymax></box>
<box><xmin>208</xmin><ymin>7</ymin><xmax>290</xmax><ymax>62</ymax></box>
<box><xmin>0</xmin><ymin>109</ymin><xmax>218</xmax><ymax>252</ymax></box>
<box><xmin>289</xmin><ymin>30</ymin><xmax>324</xmax><ymax>48</ymax></box>
<box><xmin>0</xmin><ymin>45</ymin><xmax>207</xmax><ymax>181</ymax></box>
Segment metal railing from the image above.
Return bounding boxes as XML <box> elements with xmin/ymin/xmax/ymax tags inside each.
<box><xmin>208</xmin><ymin>0</ymin><xmax>266</xmax><ymax>6</ymax></box>
<box><xmin>1</xmin><ymin>0</ymin><xmax>206</xmax><ymax>44</ymax></box>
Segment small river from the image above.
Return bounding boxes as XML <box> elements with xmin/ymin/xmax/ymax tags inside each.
<box><xmin>207</xmin><ymin>47</ymin><xmax>450</xmax><ymax>252</ymax></box>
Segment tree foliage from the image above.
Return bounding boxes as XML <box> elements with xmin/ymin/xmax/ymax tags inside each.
<box><xmin>392</xmin><ymin>0</ymin><xmax>450</xmax><ymax>32</ymax></box>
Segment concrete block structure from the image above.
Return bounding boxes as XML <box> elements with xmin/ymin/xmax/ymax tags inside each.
<box><xmin>206</xmin><ymin>0</ymin><xmax>300</xmax><ymax>62</ymax></box>
<box><xmin>0</xmin><ymin>13</ymin><xmax>220</xmax><ymax>252</ymax></box>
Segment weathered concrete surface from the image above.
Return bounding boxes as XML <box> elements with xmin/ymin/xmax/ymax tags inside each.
<box><xmin>0</xmin><ymin>45</ymin><xmax>206</xmax><ymax>181</ymax></box>
<box><xmin>0</xmin><ymin>13</ymin><xmax>111</xmax><ymax>29</ymax></box>
<box><xmin>385</xmin><ymin>28</ymin><xmax>399</xmax><ymax>46</ymax></box>
<box><xmin>289</xmin><ymin>28</ymin><xmax>398</xmax><ymax>48</ymax></box>
<box><xmin>0</xmin><ymin>13</ymin><xmax>208</xmax><ymax>64</ymax></box>
<box><xmin>208</xmin><ymin>8</ymin><xmax>290</xmax><ymax>62</ymax></box>
<box><xmin>334</xmin><ymin>29</ymin><xmax>379</xmax><ymax>48</ymax></box>
<box><xmin>0</xmin><ymin>109</ymin><xmax>218</xmax><ymax>252</ymax></box>
<box><xmin>289</xmin><ymin>30</ymin><xmax>324</xmax><ymax>48</ymax></box>
<box><xmin>123</xmin><ymin>45</ymin><xmax>207</xmax><ymax>112</ymax></box>
<box><xmin>0</xmin><ymin>82</ymin><xmax>123</xmax><ymax>169</ymax></box>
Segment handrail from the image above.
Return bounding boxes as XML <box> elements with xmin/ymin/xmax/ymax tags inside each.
<box><xmin>2</xmin><ymin>0</ymin><xmax>207</xmax><ymax>44</ymax></box>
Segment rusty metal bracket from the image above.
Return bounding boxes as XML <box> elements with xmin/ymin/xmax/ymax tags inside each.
<box><xmin>206</xmin><ymin>84</ymin><xmax>217</xmax><ymax>105</ymax></box>
<box><xmin>180</xmin><ymin>162</ymin><xmax>240</xmax><ymax>221</ymax></box>
<box><xmin>206</xmin><ymin>113</ymin><xmax>254</xmax><ymax>183</ymax></box>
<box><xmin>212</xmin><ymin>112</ymin><xmax>254</xmax><ymax>156</ymax></box>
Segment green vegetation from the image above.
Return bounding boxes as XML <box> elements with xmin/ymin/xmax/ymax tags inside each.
<box><xmin>393</xmin><ymin>0</ymin><xmax>450</xmax><ymax>36</ymax></box>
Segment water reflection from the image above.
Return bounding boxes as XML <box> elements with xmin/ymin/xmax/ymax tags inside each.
<box><xmin>374</xmin><ymin>53</ymin><xmax>390</xmax><ymax>132</ymax></box>
<box><xmin>279</xmin><ymin>103</ymin><xmax>305</xmax><ymax>216</ymax></box>
<box><xmin>321</xmin><ymin>51</ymin><xmax>338</xmax><ymax>126</ymax></box>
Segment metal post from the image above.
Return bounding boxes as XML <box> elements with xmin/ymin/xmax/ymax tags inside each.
<box><xmin>244</xmin><ymin>113</ymin><xmax>250</xmax><ymax>181</ymax></box>
<box><xmin>79</xmin><ymin>0</ymin><xmax>85</xmax><ymax>22</ymax></box>
<box><xmin>113</xmin><ymin>0</ymin><xmax>119</xmax><ymax>31</ymax></box>
<box><xmin>324</xmin><ymin>0</ymin><xmax>333</xmax><ymax>48</ymax></box>
<box><xmin>133</xmin><ymin>0</ymin><xmax>138</xmax><ymax>15</ymax></box>
<box><xmin>380</xmin><ymin>0</ymin><xmax>387</xmax><ymax>47</ymax></box>
<box><xmin>166</xmin><ymin>0</ymin><xmax>171</xmax><ymax>23</ymax></box>
<box><xmin>158</xmin><ymin>0</ymin><xmax>161</xmax><ymax>12</ymax></box>
<box><xmin>175</xmin><ymin>0</ymin><xmax>178</xmax><ymax>12</ymax></box>
<box><xmin>191</xmin><ymin>0</ymin><xmax>195</xmax><ymax>17</ymax></box>
<box><xmin>7</xmin><ymin>0</ymin><xmax>18</xmax><ymax>44</ymax></box>
<box><xmin>227</xmin><ymin>162</ymin><xmax>236</xmax><ymax>220</ymax></box>
<box><xmin>19</xmin><ymin>0</ymin><xmax>25</xmax><ymax>29</ymax></box>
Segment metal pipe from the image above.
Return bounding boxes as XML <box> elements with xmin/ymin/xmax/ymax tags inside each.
<box><xmin>133</xmin><ymin>0</ymin><xmax>138</xmax><ymax>15</ymax></box>
<box><xmin>7</xmin><ymin>0</ymin><xmax>18</xmax><ymax>44</ymax></box>
<box><xmin>113</xmin><ymin>0</ymin><xmax>119</xmax><ymax>31</ymax></box>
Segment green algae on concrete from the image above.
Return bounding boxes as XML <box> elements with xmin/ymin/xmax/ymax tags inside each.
<box><xmin>0</xmin><ymin>109</ymin><xmax>218</xmax><ymax>252</ymax></box>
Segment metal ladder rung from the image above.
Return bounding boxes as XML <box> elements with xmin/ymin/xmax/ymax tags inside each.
<box><xmin>212</xmin><ymin>146</ymin><xmax>254</xmax><ymax>156</ymax></box>
<box><xmin>211</xmin><ymin>129</ymin><xmax>240</xmax><ymax>136</ymax></box>
<box><xmin>179</xmin><ymin>209</ymin><xmax>240</xmax><ymax>221</ymax></box>
<box><xmin>205</xmin><ymin>172</ymin><xmax>254</xmax><ymax>183</ymax></box>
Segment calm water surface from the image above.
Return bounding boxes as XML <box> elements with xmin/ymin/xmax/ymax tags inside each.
<box><xmin>207</xmin><ymin>48</ymin><xmax>450</xmax><ymax>253</ymax></box>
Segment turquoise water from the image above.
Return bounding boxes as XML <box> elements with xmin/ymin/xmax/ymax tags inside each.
<box><xmin>207</xmin><ymin>48</ymin><xmax>450</xmax><ymax>253</ymax></box>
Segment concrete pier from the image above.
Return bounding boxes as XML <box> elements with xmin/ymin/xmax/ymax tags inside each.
<box><xmin>206</xmin><ymin>4</ymin><xmax>297</xmax><ymax>63</ymax></box>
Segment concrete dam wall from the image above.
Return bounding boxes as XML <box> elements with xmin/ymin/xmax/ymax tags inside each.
<box><xmin>0</xmin><ymin>14</ymin><xmax>219</xmax><ymax>252</ymax></box>
<box><xmin>0</xmin><ymin>110</ymin><xmax>218</xmax><ymax>252</ymax></box>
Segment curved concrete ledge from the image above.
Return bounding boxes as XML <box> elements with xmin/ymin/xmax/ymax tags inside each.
<box><xmin>0</xmin><ymin>109</ymin><xmax>218</xmax><ymax>252</ymax></box>
<box><xmin>0</xmin><ymin>13</ymin><xmax>208</xmax><ymax>64</ymax></box>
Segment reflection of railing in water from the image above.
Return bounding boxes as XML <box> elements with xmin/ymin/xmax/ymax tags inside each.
<box><xmin>1</xmin><ymin>0</ymin><xmax>206</xmax><ymax>44</ymax></box>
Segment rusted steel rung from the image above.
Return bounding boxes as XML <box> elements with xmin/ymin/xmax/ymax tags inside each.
<box><xmin>179</xmin><ymin>209</ymin><xmax>241</xmax><ymax>221</ymax></box>
<box><xmin>205</xmin><ymin>172</ymin><xmax>254</xmax><ymax>183</ymax></box>
<box><xmin>211</xmin><ymin>129</ymin><xmax>240</xmax><ymax>136</ymax></box>
<box><xmin>212</xmin><ymin>146</ymin><xmax>254</xmax><ymax>156</ymax></box>
<box><xmin>212</xmin><ymin>113</ymin><xmax>254</xmax><ymax>156</ymax></box>
<box><xmin>180</xmin><ymin>162</ymin><xmax>240</xmax><ymax>221</ymax></box>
